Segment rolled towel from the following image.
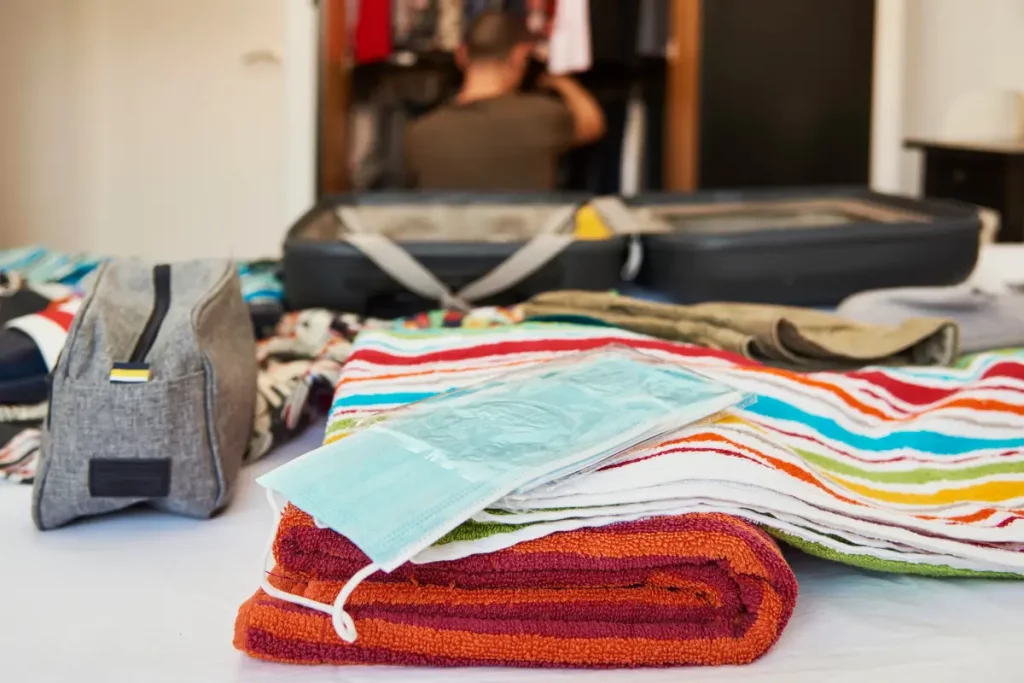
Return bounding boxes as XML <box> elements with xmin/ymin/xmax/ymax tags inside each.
<box><xmin>235</xmin><ymin>506</ymin><xmax>798</xmax><ymax>669</ymax></box>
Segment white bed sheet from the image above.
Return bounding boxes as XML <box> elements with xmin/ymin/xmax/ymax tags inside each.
<box><xmin>5</xmin><ymin>424</ymin><xmax>1024</xmax><ymax>683</ymax></box>
<box><xmin>4</xmin><ymin>245</ymin><xmax>1024</xmax><ymax>683</ymax></box>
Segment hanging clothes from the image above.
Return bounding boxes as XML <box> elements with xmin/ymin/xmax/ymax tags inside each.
<box><xmin>394</xmin><ymin>0</ymin><xmax>440</xmax><ymax>53</ymax></box>
<box><xmin>393</xmin><ymin>0</ymin><xmax>415</xmax><ymax>47</ymax></box>
<box><xmin>464</xmin><ymin>0</ymin><xmax>503</xmax><ymax>28</ymax></box>
<box><xmin>560</xmin><ymin>98</ymin><xmax>627</xmax><ymax>194</ymax></box>
<box><xmin>530</xmin><ymin>0</ymin><xmax>558</xmax><ymax>36</ymax></box>
<box><xmin>349</xmin><ymin>104</ymin><xmax>382</xmax><ymax>190</ymax></box>
<box><xmin>637</xmin><ymin>0</ymin><xmax>669</xmax><ymax>58</ymax></box>
<box><xmin>504</xmin><ymin>0</ymin><xmax>527</xmax><ymax>16</ymax></box>
<box><xmin>436</xmin><ymin>0</ymin><xmax>464</xmax><ymax>51</ymax></box>
<box><xmin>620</xmin><ymin>87</ymin><xmax>647</xmax><ymax>196</ymax></box>
<box><xmin>547</xmin><ymin>0</ymin><xmax>590</xmax><ymax>75</ymax></box>
<box><xmin>347</xmin><ymin>0</ymin><xmax>361</xmax><ymax>44</ymax></box>
<box><xmin>586</xmin><ymin>0</ymin><xmax>640</xmax><ymax>66</ymax></box>
<box><xmin>349</xmin><ymin>63</ymin><xmax>461</xmax><ymax>189</ymax></box>
<box><xmin>355</xmin><ymin>0</ymin><xmax>393</xmax><ymax>64</ymax></box>
<box><xmin>640</xmin><ymin>63</ymin><xmax>666</xmax><ymax>190</ymax></box>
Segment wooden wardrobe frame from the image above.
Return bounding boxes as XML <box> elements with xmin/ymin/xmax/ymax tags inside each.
<box><xmin>316</xmin><ymin>0</ymin><xmax>701</xmax><ymax>196</ymax></box>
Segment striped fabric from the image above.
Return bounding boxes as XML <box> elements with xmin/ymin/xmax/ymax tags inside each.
<box><xmin>324</xmin><ymin>324</ymin><xmax>1024</xmax><ymax>577</ymax></box>
<box><xmin>0</xmin><ymin>247</ymin><xmax>104</xmax><ymax>286</ymax></box>
<box><xmin>0</xmin><ymin>246</ymin><xmax>283</xmax><ymax>305</ymax></box>
<box><xmin>236</xmin><ymin>506</ymin><xmax>798</xmax><ymax>668</ymax></box>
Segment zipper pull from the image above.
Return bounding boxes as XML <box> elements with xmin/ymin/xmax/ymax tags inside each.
<box><xmin>111</xmin><ymin>263</ymin><xmax>171</xmax><ymax>383</ymax></box>
<box><xmin>109</xmin><ymin>362</ymin><xmax>151</xmax><ymax>384</ymax></box>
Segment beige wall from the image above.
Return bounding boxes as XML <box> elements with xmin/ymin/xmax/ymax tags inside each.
<box><xmin>4</xmin><ymin>0</ymin><xmax>1021</xmax><ymax>257</ymax></box>
<box><xmin>0</xmin><ymin>0</ymin><xmax>296</xmax><ymax>261</ymax></box>
<box><xmin>0</xmin><ymin>1</ymin><xmax>90</xmax><ymax>252</ymax></box>
<box><xmin>899</xmin><ymin>0</ymin><xmax>1024</xmax><ymax>192</ymax></box>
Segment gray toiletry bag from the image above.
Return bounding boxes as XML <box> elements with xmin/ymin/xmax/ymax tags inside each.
<box><xmin>32</xmin><ymin>260</ymin><xmax>257</xmax><ymax>530</ymax></box>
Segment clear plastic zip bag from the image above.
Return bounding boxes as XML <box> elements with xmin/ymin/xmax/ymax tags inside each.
<box><xmin>259</xmin><ymin>345</ymin><xmax>754</xmax><ymax>575</ymax></box>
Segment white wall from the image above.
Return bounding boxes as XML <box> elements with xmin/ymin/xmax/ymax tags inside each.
<box><xmin>0</xmin><ymin>0</ymin><xmax>313</xmax><ymax>261</ymax></box>
<box><xmin>0</xmin><ymin>1</ymin><xmax>90</xmax><ymax>252</ymax></box>
<box><xmin>7</xmin><ymin>0</ymin><xmax>1020</xmax><ymax>252</ymax></box>
<box><xmin>898</xmin><ymin>0</ymin><xmax>1024</xmax><ymax>192</ymax></box>
<box><xmin>871</xmin><ymin>0</ymin><xmax>909</xmax><ymax>194</ymax></box>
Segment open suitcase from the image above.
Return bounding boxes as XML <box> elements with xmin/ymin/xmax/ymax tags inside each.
<box><xmin>627</xmin><ymin>187</ymin><xmax>982</xmax><ymax>306</ymax></box>
<box><xmin>282</xmin><ymin>193</ymin><xmax>630</xmax><ymax>317</ymax></box>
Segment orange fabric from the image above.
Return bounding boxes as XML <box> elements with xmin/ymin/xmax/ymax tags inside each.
<box><xmin>237</xmin><ymin>588</ymin><xmax>786</xmax><ymax>667</ymax></box>
<box><xmin>511</xmin><ymin>529</ymin><xmax>771</xmax><ymax>580</ymax></box>
<box><xmin>278</xmin><ymin>574</ymin><xmax>721</xmax><ymax>611</ymax></box>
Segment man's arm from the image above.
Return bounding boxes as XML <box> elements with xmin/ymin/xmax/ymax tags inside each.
<box><xmin>538</xmin><ymin>73</ymin><xmax>606</xmax><ymax>146</ymax></box>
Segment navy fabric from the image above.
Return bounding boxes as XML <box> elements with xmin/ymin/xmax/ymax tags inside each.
<box><xmin>0</xmin><ymin>374</ymin><xmax>48</xmax><ymax>406</ymax></box>
<box><xmin>0</xmin><ymin>288</ymin><xmax>51</xmax><ymax>327</ymax></box>
<box><xmin>0</xmin><ymin>329</ymin><xmax>47</xmax><ymax>383</ymax></box>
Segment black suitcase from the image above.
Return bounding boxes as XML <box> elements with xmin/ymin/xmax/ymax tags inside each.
<box><xmin>628</xmin><ymin>187</ymin><xmax>982</xmax><ymax>306</ymax></box>
<box><xmin>283</xmin><ymin>193</ymin><xmax>628</xmax><ymax>317</ymax></box>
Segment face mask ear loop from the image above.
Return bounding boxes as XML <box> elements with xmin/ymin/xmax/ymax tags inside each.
<box><xmin>331</xmin><ymin>562</ymin><xmax>379</xmax><ymax>643</ymax></box>
<box><xmin>259</xmin><ymin>489</ymin><xmax>335</xmax><ymax>617</ymax></box>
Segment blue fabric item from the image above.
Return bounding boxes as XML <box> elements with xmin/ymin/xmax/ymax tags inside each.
<box><xmin>0</xmin><ymin>247</ymin><xmax>284</xmax><ymax>305</ymax></box>
<box><xmin>0</xmin><ymin>330</ymin><xmax>47</xmax><ymax>384</ymax></box>
<box><xmin>237</xmin><ymin>262</ymin><xmax>284</xmax><ymax>304</ymax></box>
<box><xmin>0</xmin><ymin>247</ymin><xmax>104</xmax><ymax>286</ymax></box>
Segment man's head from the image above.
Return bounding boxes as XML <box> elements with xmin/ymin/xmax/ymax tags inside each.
<box><xmin>457</xmin><ymin>11</ymin><xmax>539</xmax><ymax>91</ymax></box>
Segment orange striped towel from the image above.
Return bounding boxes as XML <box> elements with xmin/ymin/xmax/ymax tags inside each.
<box><xmin>235</xmin><ymin>506</ymin><xmax>798</xmax><ymax>668</ymax></box>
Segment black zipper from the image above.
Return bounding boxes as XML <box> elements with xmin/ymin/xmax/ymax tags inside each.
<box><xmin>129</xmin><ymin>264</ymin><xmax>171</xmax><ymax>363</ymax></box>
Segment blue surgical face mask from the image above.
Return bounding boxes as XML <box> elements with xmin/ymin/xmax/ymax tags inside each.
<box><xmin>257</xmin><ymin>348</ymin><xmax>750</xmax><ymax>642</ymax></box>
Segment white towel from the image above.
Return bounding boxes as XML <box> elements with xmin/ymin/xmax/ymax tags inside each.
<box><xmin>547</xmin><ymin>0</ymin><xmax>591</xmax><ymax>75</ymax></box>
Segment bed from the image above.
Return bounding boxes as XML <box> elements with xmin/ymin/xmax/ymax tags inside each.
<box><xmin>3</xmin><ymin>245</ymin><xmax>1023</xmax><ymax>683</ymax></box>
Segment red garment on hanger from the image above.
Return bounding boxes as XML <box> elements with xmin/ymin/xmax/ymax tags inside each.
<box><xmin>354</xmin><ymin>0</ymin><xmax>392</xmax><ymax>64</ymax></box>
<box><xmin>526</xmin><ymin>0</ymin><xmax>558</xmax><ymax>37</ymax></box>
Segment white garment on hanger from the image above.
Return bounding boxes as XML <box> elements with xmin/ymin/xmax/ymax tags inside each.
<box><xmin>347</xmin><ymin>0</ymin><xmax>361</xmax><ymax>36</ymax></box>
<box><xmin>547</xmin><ymin>0</ymin><xmax>591</xmax><ymax>75</ymax></box>
<box><xmin>620</xmin><ymin>88</ymin><xmax>647</xmax><ymax>197</ymax></box>
<box><xmin>349</xmin><ymin>104</ymin><xmax>380</xmax><ymax>190</ymax></box>
<box><xmin>436</xmin><ymin>0</ymin><xmax>463</xmax><ymax>52</ymax></box>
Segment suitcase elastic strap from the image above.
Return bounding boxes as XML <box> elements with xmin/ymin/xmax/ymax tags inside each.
<box><xmin>589</xmin><ymin>196</ymin><xmax>643</xmax><ymax>281</ymax></box>
<box><xmin>336</xmin><ymin>205</ymin><xmax>578</xmax><ymax>311</ymax></box>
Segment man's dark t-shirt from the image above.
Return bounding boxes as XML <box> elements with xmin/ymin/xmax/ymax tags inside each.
<box><xmin>403</xmin><ymin>93</ymin><xmax>575</xmax><ymax>191</ymax></box>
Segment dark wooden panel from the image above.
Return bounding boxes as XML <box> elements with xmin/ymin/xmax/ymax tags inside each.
<box><xmin>913</xmin><ymin>143</ymin><xmax>1024</xmax><ymax>243</ymax></box>
<box><xmin>923</xmin><ymin>150</ymin><xmax>1007</xmax><ymax>209</ymax></box>
<box><xmin>1007</xmin><ymin>157</ymin><xmax>1024</xmax><ymax>242</ymax></box>
<box><xmin>665</xmin><ymin>0</ymin><xmax>702</xmax><ymax>191</ymax></box>
<box><xmin>318</xmin><ymin>0</ymin><xmax>350</xmax><ymax>196</ymax></box>
<box><xmin>698</xmin><ymin>0</ymin><xmax>875</xmax><ymax>189</ymax></box>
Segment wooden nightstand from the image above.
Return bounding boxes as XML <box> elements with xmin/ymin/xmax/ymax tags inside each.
<box><xmin>905</xmin><ymin>138</ymin><xmax>1024</xmax><ymax>243</ymax></box>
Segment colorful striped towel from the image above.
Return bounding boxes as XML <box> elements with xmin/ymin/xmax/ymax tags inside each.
<box><xmin>0</xmin><ymin>246</ymin><xmax>282</xmax><ymax>305</ymax></box>
<box><xmin>235</xmin><ymin>505</ymin><xmax>797</xmax><ymax>668</ymax></box>
<box><xmin>324</xmin><ymin>324</ymin><xmax>1024</xmax><ymax>577</ymax></box>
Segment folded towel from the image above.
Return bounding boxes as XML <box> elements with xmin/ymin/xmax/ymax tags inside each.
<box><xmin>235</xmin><ymin>506</ymin><xmax>797</xmax><ymax>668</ymax></box>
<box><xmin>838</xmin><ymin>284</ymin><xmax>1024</xmax><ymax>354</ymax></box>
<box><xmin>324</xmin><ymin>324</ymin><xmax>1024</xmax><ymax>576</ymax></box>
<box><xmin>521</xmin><ymin>291</ymin><xmax>958</xmax><ymax>369</ymax></box>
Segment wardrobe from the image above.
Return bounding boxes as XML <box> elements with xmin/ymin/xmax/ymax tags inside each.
<box><xmin>316</xmin><ymin>0</ymin><xmax>876</xmax><ymax>197</ymax></box>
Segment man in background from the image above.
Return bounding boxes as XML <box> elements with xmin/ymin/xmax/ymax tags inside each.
<box><xmin>403</xmin><ymin>11</ymin><xmax>605</xmax><ymax>191</ymax></box>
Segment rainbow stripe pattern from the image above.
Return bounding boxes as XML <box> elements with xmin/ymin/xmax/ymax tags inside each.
<box><xmin>325</xmin><ymin>323</ymin><xmax>1024</xmax><ymax>577</ymax></box>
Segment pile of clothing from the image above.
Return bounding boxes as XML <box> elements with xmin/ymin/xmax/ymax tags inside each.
<box><xmin>348</xmin><ymin>1</ymin><xmax>666</xmax><ymax>71</ymax></box>
<box><xmin>0</xmin><ymin>249</ymin><xmax>290</xmax><ymax>482</ymax></box>
<box><xmin>7</xmin><ymin>241</ymin><xmax>1023</xmax><ymax>669</ymax></box>
<box><xmin>233</xmin><ymin>295</ymin><xmax>1024</xmax><ymax>669</ymax></box>
<box><xmin>0</xmin><ymin>245</ymin><xmax>517</xmax><ymax>483</ymax></box>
